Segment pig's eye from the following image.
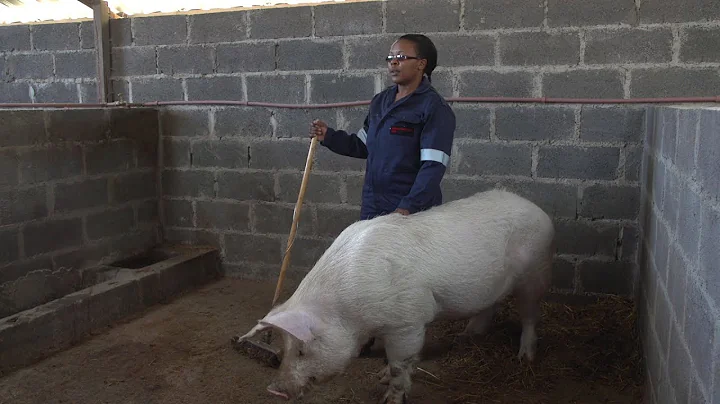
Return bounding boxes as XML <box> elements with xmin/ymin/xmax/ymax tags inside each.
<box><xmin>297</xmin><ymin>349</ymin><xmax>305</xmax><ymax>357</ymax></box>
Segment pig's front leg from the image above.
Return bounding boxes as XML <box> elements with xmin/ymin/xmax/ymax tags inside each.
<box><xmin>379</xmin><ymin>326</ymin><xmax>425</xmax><ymax>404</ymax></box>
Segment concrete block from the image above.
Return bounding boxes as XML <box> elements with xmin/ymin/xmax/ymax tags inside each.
<box><xmin>452</xmin><ymin>106</ymin><xmax>491</xmax><ymax>139</ymax></box>
<box><xmin>164</xmin><ymin>228</ymin><xmax>220</xmax><ymax>249</ymax></box>
<box><xmin>192</xmin><ymin>139</ymin><xmax>248</xmax><ymax>169</ymax></box>
<box><xmin>0</xmin><ymin>187</ymin><xmax>47</xmax><ymax>225</ymax></box>
<box><xmin>0</xmin><ymin>227</ymin><xmax>19</xmax><ymax>265</ymax></box>
<box><xmin>689</xmin><ymin>376</ymin><xmax>707</xmax><ymax>404</ymax></box>
<box><xmin>496</xmin><ymin>106</ymin><xmax>576</xmax><ymax>141</ymax></box>
<box><xmin>133</xmin><ymin>15</ymin><xmax>187</xmax><ymax>45</ymax></box>
<box><xmin>187</xmin><ymin>77</ymin><xmax>243</xmax><ymax>101</ymax></box>
<box><xmin>254</xmin><ymin>203</ymin><xmax>313</xmax><ymax>236</ymax></box>
<box><xmin>55</xmin><ymin>51</ymin><xmax>95</xmax><ymax>79</ymax></box>
<box><xmin>23</xmin><ymin>218</ymin><xmax>83</xmax><ymax>257</ymax></box>
<box><xmin>676</xmin><ymin>185</ymin><xmax>701</xmax><ymax>260</ymax></box>
<box><xmin>639</xmin><ymin>0</ymin><xmax>720</xmax><ymax>23</ymax></box>
<box><xmin>246</xmin><ymin>74</ymin><xmax>306</xmax><ymax>104</ymax></box>
<box><xmin>463</xmin><ymin>0</ymin><xmax>544</xmax><ymax>29</ymax></box>
<box><xmin>18</xmin><ymin>145</ymin><xmax>83</xmax><ymax>184</ymax></box>
<box><xmin>161</xmin><ymin>108</ymin><xmax>210</xmax><ymax>137</ymax></box>
<box><xmin>32</xmin><ymin>82</ymin><xmax>79</xmax><ymax>103</ymax></box>
<box><xmin>109</xmin><ymin>19</ymin><xmax>132</xmax><ymax>47</ymax></box>
<box><xmin>455</xmin><ymin>143</ymin><xmax>532</xmax><ymax>176</ymax></box>
<box><xmin>112</xmin><ymin>171</ymin><xmax>156</xmax><ymax>202</ymax></box>
<box><xmin>249</xmin><ymin>140</ymin><xmax>312</xmax><ymax>170</ymax></box>
<box><xmin>196</xmin><ymin>200</ymin><xmax>250</xmax><ymax>231</ymax></box>
<box><xmin>314</xmin><ymin>2</ymin><xmax>382</xmax><ymax>36</ymax></box>
<box><xmin>161</xmin><ymin>170</ymin><xmax>212</xmax><ymax>198</ymax></box>
<box><xmin>668</xmin><ymin>320</ymin><xmax>693</xmax><ymax>404</ymax></box>
<box><xmin>386</xmin><ymin>0</ymin><xmax>461</xmax><ymax>33</ymax></box>
<box><xmin>552</xmin><ymin>257</ymin><xmax>576</xmax><ymax>290</ymax></box>
<box><xmin>110</xmin><ymin>79</ymin><xmax>130</xmax><ymax>102</ymax></box>
<box><xmin>499</xmin><ymin>180</ymin><xmax>578</xmax><ymax>218</ymax></box>
<box><xmin>48</xmin><ymin>109</ymin><xmax>109</xmax><ymax>142</ymax></box>
<box><xmin>131</xmin><ymin>77</ymin><xmax>184</xmax><ymax>102</ymax></box>
<box><xmin>622</xmin><ymin>224</ymin><xmax>639</xmax><ymax>261</ymax></box>
<box><xmin>626</xmin><ymin>146</ymin><xmax>642</xmax><ymax>182</ymax></box>
<box><xmin>248</xmin><ymin>6</ymin><xmax>312</xmax><ymax>39</ymax></box>
<box><xmin>0</xmin><ymin>83</ymin><xmax>31</xmax><ymax>103</ymax></box>
<box><xmin>289</xmin><ymin>237</ymin><xmax>333</xmax><ymax>268</ymax></box>
<box><xmin>547</xmin><ymin>0</ymin><xmax>636</xmax><ymax>26</ymax></box>
<box><xmin>0</xmin><ymin>150</ymin><xmax>18</xmax><ymax>188</ymax></box>
<box><xmin>631</xmin><ymin>67</ymin><xmax>720</xmax><ymax>98</ymax></box>
<box><xmin>579</xmin><ymin>260</ymin><xmax>633</xmax><ymax>295</ymax></box>
<box><xmin>109</xmin><ymin>107</ymin><xmax>159</xmax><ymax>140</ymax></box>
<box><xmin>666</xmin><ymin>244</ymin><xmax>687</xmax><ymax>326</ymax></box>
<box><xmin>217</xmin><ymin>171</ymin><xmax>275</xmax><ymax>202</ymax></box>
<box><xmin>432</xmin><ymin>34</ymin><xmax>494</xmax><ymax>67</ymax></box>
<box><xmin>543</xmin><ymin>69</ymin><xmax>624</xmax><ymax>98</ymax></box>
<box><xmin>79</xmin><ymin>81</ymin><xmax>99</xmax><ymax>103</ymax></box>
<box><xmin>345</xmin><ymin>174</ymin><xmax>365</xmax><ymax>205</ymax></box>
<box><xmin>697</xmin><ymin>110</ymin><xmax>720</xmax><ymax>201</ymax></box>
<box><xmin>675</xmin><ymin>109</ymin><xmax>698</xmax><ymax>175</ymax></box>
<box><xmin>86</xmin><ymin>140</ymin><xmax>134</xmax><ymax>175</ymax></box>
<box><xmin>214</xmin><ymin>107</ymin><xmax>272</xmax><ymax>138</ymax></box>
<box><xmin>0</xmin><ymin>57</ymin><xmax>6</xmax><ymax>81</ymax></box>
<box><xmin>316</xmin><ymin>206</ymin><xmax>361</xmax><ymax>237</ymax></box>
<box><xmin>427</xmin><ymin>70</ymin><xmax>453</xmax><ymax>98</ymax></box>
<box><xmin>164</xmin><ymin>138</ymin><xmax>191</xmax><ymax>167</ymax></box>
<box><xmin>581</xmin><ymin>107</ymin><xmax>645</xmax><ymax>143</ymax></box>
<box><xmin>189</xmin><ymin>11</ymin><xmax>247</xmax><ymax>44</ymax></box>
<box><xmin>164</xmin><ymin>199</ymin><xmax>194</xmax><ymax>227</ymax></box>
<box><xmin>662</xmin><ymin>170</ymin><xmax>681</xmax><ymax>234</ymax></box>
<box><xmin>654</xmin><ymin>288</ymin><xmax>672</xmax><ymax>354</ymax></box>
<box><xmin>273</xmin><ymin>108</ymin><xmax>336</xmax><ymax>138</ymax></box>
<box><xmin>585</xmin><ymin>27</ymin><xmax>673</xmax><ymax>64</ymax></box>
<box><xmin>54</xmin><ymin>178</ymin><xmax>108</xmax><ymax>213</ymax></box>
<box><xmin>277</xmin><ymin>39</ymin><xmax>343</xmax><ymax>70</ymax></box>
<box><xmin>216</xmin><ymin>42</ymin><xmax>275</xmax><ymax>73</ymax></box>
<box><xmin>278</xmin><ymin>173</ymin><xmax>342</xmax><ymax>204</ymax></box>
<box><xmin>0</xmin><ymin>25</ymin><xmax>31</xmax><ymax>51</ymax></box>
<box><xmin>554</xmin><ymin>219</ymin><xmax>619</xmax><ymax>256</ymax></box>
<box><xmin>6</xmin><ymin>53</ymin><xmax>53</xmax><ymax>79</ymax></box>
<box><xmin>580</xmin><ymin>184</ymin><xmax>640</xmax><ymax>220</ymax></box>
<box><xmin>440</xmin><ymin>177</ymin><xmax>496</xmax><ymax>203</ymax></box>
<box><xmin>111</xmin><ymin>47</ymin><xmax>156</xmax><ymax>76</ymax></box>
<box><xmin>499</xmin><ymin>31</ymin><xmax>579</xmax><ymax>66</ymax></box>
<box><xmin>0</xmin><ymin>111</ymin><xmax>46</xmax><ymax>147</ymax></box>
<box><xmin>158</xmin><ymin>46</ymin><xmax>214</xmax><ymax>75</ymax></box>
<box><xmin>699</xmin><ymin>205</ymin><xmax>720</xmax><ymax>306</ymax></box>
<box><xmin>80</xmin><ymin>21</ymin><xmax>94</xmax><ymax>49</ymax></box>
<box><xmin>538</xmin><ymin>146</ymin><xmax>620</xmax><ymax>180</ymax></box>
<box><xmin>346</xmin><ymin>35</ymin><xmax>397</xmax><ymax>69</ymax></box>
<box><xmin>86</xmin><ymin>207</ymin><xmax>135</xmax><ymax>240</ymax></box>
<box><xmin>310</xmin><ymin>73</ymin><xmax>376</xmax><ymax>103</ymax></box>
<box><xmin>225</xmin><ymin>233</ymin><xmax>281</xmax><ymax>264</ymax></box>
<box><xmin>680</xmin><ymin>27</ymin><xmax>720</xmax><ymax>63</ymax></box>
<box><xmin>137</xmin><ymin>200</ymin><xmax>158</xmax><ymax>224</ymax></box>
<box><xmin>457</xmin><ymin>70</ymin><xmax>534</xmax><ymax>97</ymax></box>
<box><xmin>32</xmin><ymin>22</ymin><xmax>80</xmax><ymax>50</ymax></box>
<box><xmin>654</xmin><ymin>223</ymin><xmax>670</xmax><ymax>283</ymax></box>
<box><xmin>684</xmin><ymin>278</ymin><xmax>715</xmax><ymax>389</ymax></box>
<box><xmin>0</xmin><ymin>256</ymin><xmax>53</xmax><ymax>287</ymax></box>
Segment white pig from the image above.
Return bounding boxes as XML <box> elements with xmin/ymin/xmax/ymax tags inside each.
<box><xmin>234</xmin><ymin>188</ymin><xmax>555</xmax><ymax>403</ymax></box>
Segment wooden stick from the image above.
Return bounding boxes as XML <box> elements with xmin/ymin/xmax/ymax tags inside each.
<box><xmin>271</xmin><ymin>136</ymin><xmax>318</xmax><ymax>307</ymax></box>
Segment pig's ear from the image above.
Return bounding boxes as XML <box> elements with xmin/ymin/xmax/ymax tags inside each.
<box><xmin>260</xmin><ymin>310</ymin><xmax>317</xmax><ymax>344</ymax></box>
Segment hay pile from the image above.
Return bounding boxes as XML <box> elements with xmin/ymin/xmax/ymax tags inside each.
<box><xmin>419</xmin><ymin>294</ymin><xmax>645</xmax><ymax>404</ymax></box>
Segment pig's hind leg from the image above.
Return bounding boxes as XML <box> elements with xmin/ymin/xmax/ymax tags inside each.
<box><xmin>512</xmin><ymin>246</ymin><xmax>552</xmax><ymax>362</ymax></box>
<box><xmin>378</xmin><ymin>325</ymin><xmax>426</xmax><ymax>404</ymax></box>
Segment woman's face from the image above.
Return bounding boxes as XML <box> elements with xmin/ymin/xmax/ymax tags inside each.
<box><xmin>387</xmin><ymin>39</ymin><xmax>425</xmax><ymax>85</ymax></box>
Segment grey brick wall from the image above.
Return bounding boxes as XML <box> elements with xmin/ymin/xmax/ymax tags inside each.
<box><xmin>160</xmin><ymin>104</ymin><xmax>642</xmax><ymax>295</ymax></box>
<box><xmin>2</xmin><ymin>0</ymin><xmax>720</xmax><ymax>104</ymax></box>
<box><xmin>0</xmin><ymin>108</ymin><xmax>160</xmax><ymax>319</ymax></box>
<box><xmin>638</xmin><ymin>106</ymin><xmax>720</xmax><ymax>404</ymax></box>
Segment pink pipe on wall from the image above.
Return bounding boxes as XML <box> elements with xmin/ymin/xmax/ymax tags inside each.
<box><xmin>0</xmin><ymin>95</ymin><xmax>718</xmax><ymax>109</ymax></box>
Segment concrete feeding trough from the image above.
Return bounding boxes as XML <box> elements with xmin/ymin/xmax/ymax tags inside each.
<box><xmin>0</xmin><ymin>244</ymin><xmax>221</xmax><ymax>377</ymax></box>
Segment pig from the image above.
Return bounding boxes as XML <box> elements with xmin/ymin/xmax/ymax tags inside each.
<box><xmin>234</xmin><ymin>188</ymin><xmax>555</xmax><ymax>403</ymax></box>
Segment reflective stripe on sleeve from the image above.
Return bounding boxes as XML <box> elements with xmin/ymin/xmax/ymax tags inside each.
<box><xmin>420</xmin><ymin>148</ymin><xmax>450</xmax><ymax>166</ymax></box>
<box><xmin>357</xmin><ymin>128</ymin><xmax>368</xmax><ymax>144</ymax></box>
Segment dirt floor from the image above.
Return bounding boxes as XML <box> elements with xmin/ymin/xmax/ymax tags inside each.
<box><xmin>0</xmin><ymin>278</ymin><xmax>645</xmax><ymax>404</ymax></box>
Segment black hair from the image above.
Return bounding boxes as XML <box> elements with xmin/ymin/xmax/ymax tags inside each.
<box><xmin>398</xmin><ymin>34</ymin><xmax>438</xmax><ymax>83</ymax></box>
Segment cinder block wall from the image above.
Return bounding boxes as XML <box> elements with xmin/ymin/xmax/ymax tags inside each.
<box><xmin>0</xmin><ymin>108</ymin><xmax>160</xmax><ymax>319</ymax></box>
<box><xmin>638</xmin><ymin>106</ymin><xmax>720</xmax><ymax>404</ymax></box>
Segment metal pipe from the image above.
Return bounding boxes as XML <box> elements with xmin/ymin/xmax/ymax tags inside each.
<box><xmin>0</xmin><ymin>95</ymin><xmax>718</xmax><ymax>109</ymax></box>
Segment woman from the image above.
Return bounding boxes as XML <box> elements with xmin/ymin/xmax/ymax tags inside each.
<box><xmin>310</xmin><ymin>34</ymin><xmax>456</xmax><ymax>220</ymax></box>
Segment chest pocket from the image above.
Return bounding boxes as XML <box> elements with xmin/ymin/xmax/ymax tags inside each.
<box><xmin>388</xmin><ymin>112</ymin><xmax>424</xmax><ymax>138</ymax></box>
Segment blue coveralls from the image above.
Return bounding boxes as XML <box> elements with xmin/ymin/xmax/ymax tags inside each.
<box><xmin>321</xmin><ymin>76</ymin><xmax>456</xmax><ymax>220</ymax></box>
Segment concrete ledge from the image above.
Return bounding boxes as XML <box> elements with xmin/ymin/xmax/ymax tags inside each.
<box><xmin>0</xmin><ymin>244</ymin><xmax>221</xmax><ymax>377</ymax></box>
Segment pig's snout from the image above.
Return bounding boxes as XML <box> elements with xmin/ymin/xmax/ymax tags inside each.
<box><xmin>266</xmin><ymin>385</ymin><xmax>289</xmax><ymax>400</ymax></box>
<box><xmin>267</xmin><ymin>380</ymin><xmax>304</xmax><ymax>401</ymax></box>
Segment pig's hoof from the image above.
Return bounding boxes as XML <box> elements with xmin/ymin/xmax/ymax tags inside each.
<box><xmin>380</xmin><ymin>390</ymin><xmax>407</xmax><ymax>404</ymax></box>
<box><xmin>517</xmin><ymin>343</ymin><xmax>536</xmax><ymax>362</ymax></box>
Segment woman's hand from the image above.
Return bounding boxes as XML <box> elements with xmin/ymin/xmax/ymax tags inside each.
<box><xmin>394</xmin><ymin>208</ymin><xmax>410</xmax><ymax>216</ymax></box>
<box><xmin>310</xmin><ymin>119</ymin><xmax>328</xmax><ymax>142</ymax></box>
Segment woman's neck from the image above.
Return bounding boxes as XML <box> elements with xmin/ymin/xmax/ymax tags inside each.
<box><xmin>395</xmin><ymin>75</ymin><xmax>423</xmax><ymax>101</ymax></box>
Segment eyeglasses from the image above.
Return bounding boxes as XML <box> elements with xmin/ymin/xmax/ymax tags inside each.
<box><xmin>385</xmin><ymin>54</ymin><xmax>421</xmax><ymax>62</ymax></box>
